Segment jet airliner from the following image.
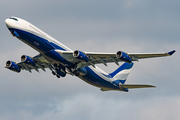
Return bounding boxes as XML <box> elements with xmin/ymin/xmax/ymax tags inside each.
<box><xmin>5</xmin><ymin>17</ymin><xmax>175</xmax><ymax>92</ymax></box>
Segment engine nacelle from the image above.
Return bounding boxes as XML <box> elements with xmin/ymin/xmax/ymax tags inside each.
<box><xmin>73</xmin><ymin>50</ymin><xmax>89</xmax><ymax>62</ymax></box>
<box><xmin>78</xmin><ymin>67</ymin><xmax>87</xmax><ymax>76</ymax></box>
<box><xmin>6</xmin><ymin>61</ymin><xmax>21</xmax><ymax>73</ymax></box>
<box><xmin>116</xmin><ymin>51</ymin><xmax>132</xmax><ymax>63</ymax></box>
<box><xmin>21</xmin><ymin>55</ymin><xmax>36</xmax><ymax>66</ymax></box>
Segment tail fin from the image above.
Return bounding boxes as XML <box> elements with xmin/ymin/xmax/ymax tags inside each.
<box><xmin>109</xmin><ymin>62</ymin><xmax>133</xmax><ymax>84</ymax></box>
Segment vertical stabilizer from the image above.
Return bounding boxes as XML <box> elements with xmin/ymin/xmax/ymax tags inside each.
<box><xmin>109</xmin><ymin>62</ymin><xmax>133</xmax><ymax>84</ymax></box>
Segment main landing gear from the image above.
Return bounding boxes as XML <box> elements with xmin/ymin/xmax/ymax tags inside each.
<box><xmin>56</xmin><ymin>74</ymin><xmax>60</xmax><ymax>78</ymax></box>
<box><xmin>52</xmin><ymin>63</ymin><xmax>66</xmax><ymax>78</ymax></box>
<box><xmin>66</xmin><ymin>67</ymin><xmax>80</xmax><ymax>76</ymax></box>
<box><xmin>52</xmin><ymin>71</ymin><xmax>56</xmax><ymax>75</ymax></box>
<box><xmin>51</xmin><ymin>63</ymin><xmax>81</xmax><ymax>78</ymax></box>
<box><xmin>52</xmin><ymin>71</ymin><xmax>61</xmax><ymax>78</ymax></box>
<box><xmin>73</xmin><ymin>70</ymin><xmax>80</xmax><ymax>76</ymax></box>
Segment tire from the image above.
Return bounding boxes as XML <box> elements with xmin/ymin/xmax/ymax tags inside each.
<box><xmin>52</xmin><ymin>71</ymin><xmax>56</xmax><ymax>75</ymax></box>
<box><xmin>56</xmin><ymin>75</ymin><xmax>60</xmax><ymax>78</ymax></box>
<box><xmin>74</xmin><ymin>70</ymin><xmax>80</xmax><ymax>76</ymax></box>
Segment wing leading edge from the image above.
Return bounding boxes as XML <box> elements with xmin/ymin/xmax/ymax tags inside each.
<box><xmin>55</xmin><ymin>50</ymin><xmax>176</xmax><ymax>68</ymax></box>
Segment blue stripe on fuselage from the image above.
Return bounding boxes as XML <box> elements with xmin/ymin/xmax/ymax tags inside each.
<box><xmin>9</xmin><ymin>28</ymin><xmax>66</xmax><ymax>53</ymax></box>
<box><xmin>82</xmin><ymin>67</ymin><xmax>119</xmax><ymax>89</ymax></box>
<box><xmin>9</xmin><ymin>28</ymin><xmax>73</xmax><ymax>66</ymax></box>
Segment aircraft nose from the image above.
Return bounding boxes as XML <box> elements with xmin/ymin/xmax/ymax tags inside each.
<box><xmin>5</xmin><ymin>18</ymin><xmax>15</xmax><ymax>28</ymax></box>
<box><xmin>5</xmin><ymin>19</ymin><xmax>11</xmax><ymax>27</ymax></box>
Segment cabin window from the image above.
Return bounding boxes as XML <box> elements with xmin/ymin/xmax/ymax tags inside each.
<box><xmin>10</xmin><ymin>17</ymin><xmax>18</xmax><ymax>21</ymax></box>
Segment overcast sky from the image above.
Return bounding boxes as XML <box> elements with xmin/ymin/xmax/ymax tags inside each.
<box><xmin>0</xmin><ymin>0</ymin><xmax>180</xmax><ymax>120</ymax></box>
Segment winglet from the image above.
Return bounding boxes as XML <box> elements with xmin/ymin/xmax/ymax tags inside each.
<box><xmin>167</xmin><ymin>50</ymin><xmax>176</xmax><ymax>56</ymax></box>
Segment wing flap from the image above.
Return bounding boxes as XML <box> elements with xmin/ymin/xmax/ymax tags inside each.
<box><xmin>121</xmin><ymin>84</ymin><xmax>155</xmax><ymax>89</ymax></box>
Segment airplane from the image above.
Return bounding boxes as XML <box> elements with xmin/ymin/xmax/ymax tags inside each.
<box><xmin>5</xmin><ymin>17</ymin><xmax>175</xmax><ymax>92</ymax></box>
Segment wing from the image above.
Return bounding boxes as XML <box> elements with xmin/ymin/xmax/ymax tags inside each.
<box><xmin>55</xmin><ymin>50</ymin><xmax>175</xmax><ymax>68</ymax></box>
<box><xmin>121</xmin><ymin>84</ymin><xmax>155</xmax><ymax>89</ymax></box>
<box><xmin>129</xmin><ymin>50</ymin><xmax>176</xmax><ymax>60</ymax></box>
<box><xmin>17</xmin><ymin>54</ymin><xmax>53</xmax><ymax>73</ymax></box>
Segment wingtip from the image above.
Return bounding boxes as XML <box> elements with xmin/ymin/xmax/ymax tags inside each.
<box><xmin>167</xmin><ymin>50</ymin><xmax>176</xmax><ymax>56</ymax></box>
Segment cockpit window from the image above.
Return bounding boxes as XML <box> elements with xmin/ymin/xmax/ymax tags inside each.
<box><xmin>9</xmin><ymin>17</ymin><xmax>18</xmax><ymax>21</ymax></box>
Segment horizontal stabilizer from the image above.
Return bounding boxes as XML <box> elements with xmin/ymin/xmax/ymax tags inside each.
<box><xmin>121</xmin><ymin>84</ymin><xmax>155</xmax><ymax>89</ymax></box>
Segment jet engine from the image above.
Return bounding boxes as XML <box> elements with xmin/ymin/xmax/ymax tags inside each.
<box><xmin>116</xmin><ymin>51</ymin><xmax>132</xmax><ymax>63</ymax></box>
<box><xmin>73</xmin><ymin>50</ymin><xmax>89</xmax><ymax>62</ymax></box>
<box><xmin>5</xmin><ymin>61</ymin><xmax>21</xmax><ymax>73</ymax></box>
<box><xmin>21</xmin><ymin>55</ymin><xmax>36</xmax><ymax>66</ymax></box>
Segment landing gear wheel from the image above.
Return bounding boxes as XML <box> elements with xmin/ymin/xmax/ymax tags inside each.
<box><xmin>52</xmin><ymin>71</ymin><xmax>56</xmax><ymax>75</ymax></box>
<box><xmin>56</xmin><ymin>75</ymin><xmax>60</xmax><ymax>78</ymax></box>
<box><xmin>74</xmin><ymin>70</ymin><xmax>80</xmax><ymax>76</ymax></box>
